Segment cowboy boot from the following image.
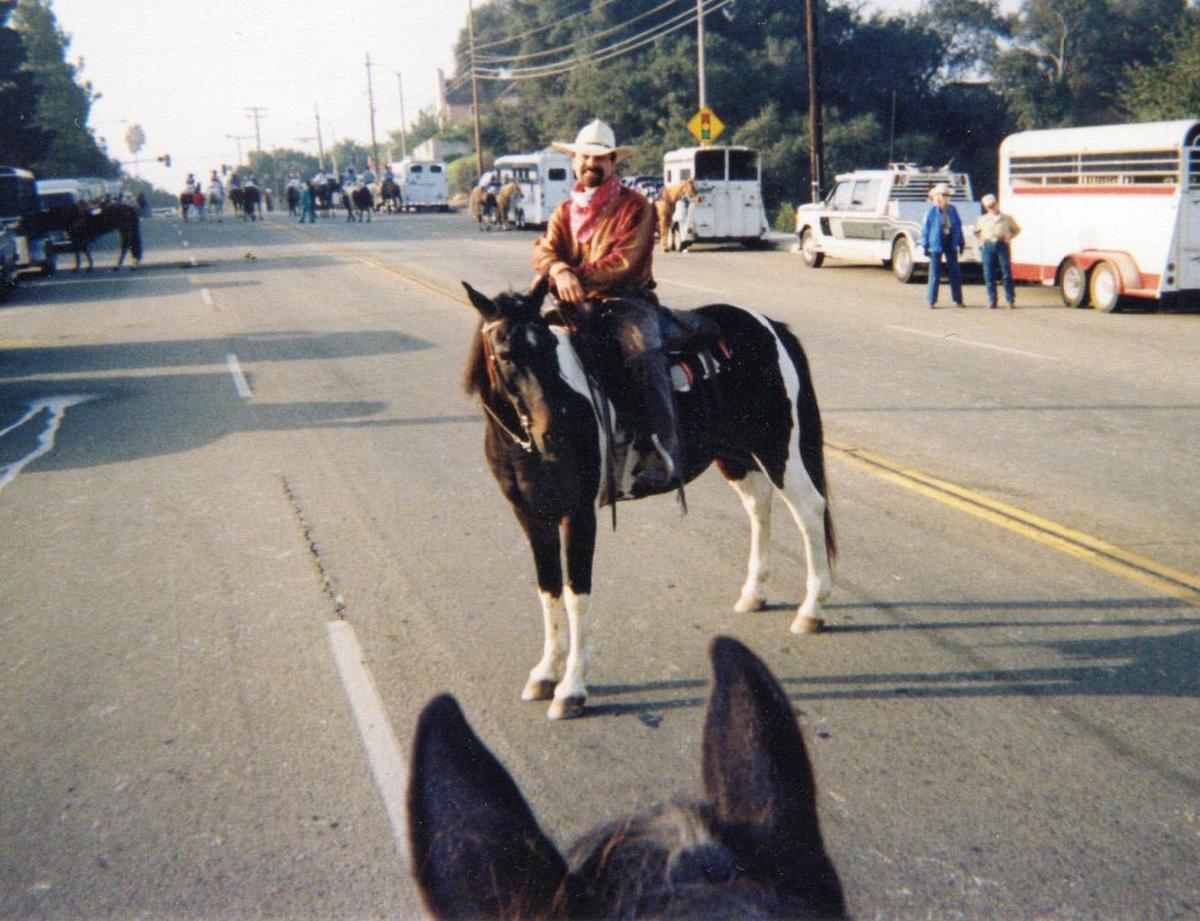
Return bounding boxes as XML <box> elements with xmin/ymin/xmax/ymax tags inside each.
<box><xmin>631</xmin><ymin>350</ymin><xmax>683</xmax><ymax>490</ymax></box>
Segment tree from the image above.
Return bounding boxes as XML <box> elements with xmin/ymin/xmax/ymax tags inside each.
<box><xmin>12</xmin><ymin>0</ymin><xmax>114</xmax><ymax>177</ymax></box>
<box><xmin>1119</xmin><ymin>12</ymin><xmax>1200</xmax><ymax>120</ymax></box>
<box><xmin>0</xmin><ymin>0</ymin><xmax>50</xmax><ymax>166</ymax></box>
<box><xmin>124</xmin><ymin>123</ymin><xmax>145</xmax><ymax>158</ymax></box>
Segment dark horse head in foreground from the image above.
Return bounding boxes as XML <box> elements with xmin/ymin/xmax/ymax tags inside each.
<box><xmin>39</xmin><ymin>202</ymin><xmax>143</xmax><ymax>271</ymax></box>
<box><xmin>462</xmin><ymin>279</ymin><xmax>834</xmax><ymax>719</ymax></box>
<box><xmin>409</xmin><ymin>635</ymin><xmax>847</xmax><ymax>919</ymax></box>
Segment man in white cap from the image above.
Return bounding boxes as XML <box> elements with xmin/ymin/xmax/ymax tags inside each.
<box><xmin>973</xmin><ymin>193</ymin><xmax>1021</xmax><ymax>308</ymax></box>
<box><xmin>533</xmin><ymin>118</ymin><xmax>679</xmax><ymax>490</ymax></box>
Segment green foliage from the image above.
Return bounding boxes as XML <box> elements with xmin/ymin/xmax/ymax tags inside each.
<box><xmin>0</xmin><ymin>0</ymin><xmax>50</xmax><ymax>166</ymax></box>
<box><xmin>773</xmin><ymin>201</ymin><xmax>795</xmax><ymax>234</ymax></box>
<box><xmin>11</xmin><ymin>0</ymin><xmax>114</xmax><ymax>177</ymax></box>
<box><xmin>1119</xmin><ymin>12</ymin><xmax>1200</xmax><ymax>119</ymax></box>
<box><xmin>245</xmin><ymin>149</ymin><xmax>320</xmax><ymax>194</ymax></box>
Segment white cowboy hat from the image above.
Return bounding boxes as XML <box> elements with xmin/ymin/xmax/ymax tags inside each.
<box><xmin>932</xmin><ymin>182</ymin><xmax>952</xmax><ymax>197</ymax></box>
<box><xmin>551</xmin><ymin>118</ymin><xmax>636</xmax><ymax>161</ymax></box>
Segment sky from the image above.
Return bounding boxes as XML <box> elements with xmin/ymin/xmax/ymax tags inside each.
<box><xmin>51</xmin><ymin>0</ymin><xmax>937</xmax><ymax>192</ymax></box>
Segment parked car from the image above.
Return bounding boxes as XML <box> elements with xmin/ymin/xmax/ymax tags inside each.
<box><xmin>624</xmin><ymin>174</ymin><xmax>663</xmax><ymax>202</ymax></box>
<box><xmin>0</xmin><ymin>226</ymin><xmax>18</xmax><ymax>302</ymax></box>
<box><xmin>794</xmin><ymin>163</ymin><xmax>982</xmax><ymax>282</ymax></box>
<box><xmin>0</xmin><ymin>166</ymin><xmax>57</xmax><ymax>275</ymax></box>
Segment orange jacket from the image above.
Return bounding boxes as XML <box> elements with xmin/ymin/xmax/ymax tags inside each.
<box><xmin>532</xmin><ymin>186</ymin><xmax>655</xmax><ymax>299</ymax></box>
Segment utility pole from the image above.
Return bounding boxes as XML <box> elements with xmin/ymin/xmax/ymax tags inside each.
<box><xmin>245</xmin><ymin>106</ymin><xmax>267</xmax><ymax>151</ymax></box>
<box><xmin>314</xmin><ymin>102</ymin><xmax>327</xmax><ymax>171</ymax></box>
<box><xmin>804</xmin><ymin>0</ymin><xmax>824</xmax><ymax>203</ymax></box>
<box><xmin>225</xmin><ymin>133</ymin><xmax>250</xmax><ymax>167</ymax></box>
<box><xmin>396</xmin><ymin>71</ymin><xmax>408</xmax><ymax>161</ymax></box>
<box><xmin>467</xmin><ymin>0</ymin><xmax>483</xmax><ymax>177</ymax></box>
<box><xmin>365</xmin><ymin>53</ymin><xmax>380</xmax><ymax>173</ymax></box>
<box><xmin>696</xmin><ymin>0</ymin><xmax>707</xmax><ymax>109</ymax></box>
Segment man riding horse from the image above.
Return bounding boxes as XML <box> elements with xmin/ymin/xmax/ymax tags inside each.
<box><xmin>532</xmin><ymin>118</ymin><xmax>680</xmax><ymax>490</ymax></box>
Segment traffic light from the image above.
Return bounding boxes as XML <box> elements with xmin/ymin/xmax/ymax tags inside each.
<box><xmin>221</xmin><ymin>164</ymin><xmax>229</xmax><ymax>176</ymax></box>
<box><xmin>157</xmin><ymin>153</ymin><xmax>171</xmax><ymax>168</ymax></box>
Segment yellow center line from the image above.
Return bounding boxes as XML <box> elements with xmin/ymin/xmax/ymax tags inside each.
<box><xmin>827</xmin><ymin>439</ymin><xmax>1200</xmax><ymax>606</ymax></box>
<box><xmin>277</xmin><ymin>220</ymin><xmax>1199</xmax><ymax>607</ymax></box>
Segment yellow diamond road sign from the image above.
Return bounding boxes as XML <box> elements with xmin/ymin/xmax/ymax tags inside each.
<box><xmin>688</xmin><ymin>107</ymin><xmax>724</xmax><ymax>145</ymax></box>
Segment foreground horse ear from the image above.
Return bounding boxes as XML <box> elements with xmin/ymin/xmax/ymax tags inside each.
<box><xmin>408</xmin><ymin>694</ymin><xmax>567</xmax><ymax>920</ymax></box>
<box><xmin>703</xmin><ymin>637</ymin><xmax>846</xmax><ymax>917</ymax></box>
<box><xmin>462</xmin><ymin>282</ymin><xmax>499</xmax><ymax>320</ymax></box>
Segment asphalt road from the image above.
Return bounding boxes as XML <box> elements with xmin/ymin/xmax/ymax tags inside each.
<box><xmin>1</xmin><ymin>209</ymin><xmax>1198</xmax><ymax>920</ymax></box>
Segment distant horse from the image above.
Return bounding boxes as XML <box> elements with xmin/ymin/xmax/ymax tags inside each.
<box><xmin>240</xmin><ymin>185</ymin><xmax>261</xmax><ymax>221</ymax></box>
<box><xmin>469</xmin><ymin>185</ymin><xmax>496</xmax><ymax>230</ymax></box>
<box><xmin>408</xmin><ymin>636</ymin><xmax>846</xmax><ymax>919</ymax></box>
<box><xmin>40</xmin><ymin>202</ymin><xmax>143</xmax><ymax>271</ymax></box>
<box><xmin>494</xmin><ymin>180</ymin><xmax>522</xmax><ymax>230</ymax></box>
<box><xmin>228</xmin><ymin>186</ymin><xmax>244</xmax><ymax>218</ymax></box>
<box><xmin>656</xmin><ymin>177</ymin><xmax>699</xmax><ymax>252</ymax></box>
<box><xmin>285</xmin><ymin>185</ymin><xmax>300</xmax><ymax>217</ymax></box>
<box><xmin>207</xmin><ymin>188</ymin><xmax>224</xmax><ymax>221</ymax></box>
<box><xmin>178</xmin><ymin>190</ymin><xmax>192</xmax><ymax>221</ymax></box>
<box><xmin>378</xmin><ymin>177</ymin><xmax>402</xmax><ymax>213</ymax></box>
<box><xmin>314</xmin><ymin>180</ymin><xmax>333</xmax><ymax>217</ymax></box>
<box><xmin>462</xmin><ymin>278</ymin><xmax>835</xmax><ymax>720</ymax></box>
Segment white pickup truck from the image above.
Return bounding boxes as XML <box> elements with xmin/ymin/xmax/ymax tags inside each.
<box><xmin>795</xmin><ymin>164</ymin><xmax>983</xmax><ymax>282</ymax></box>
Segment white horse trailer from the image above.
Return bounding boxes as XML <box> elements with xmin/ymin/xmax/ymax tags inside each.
<box><xmin>398</xmin><ymin>158</ymin><xmax>449</xmax><ymax>212</ymax></box>
<box><xmin>494</xmin><ymin>150</ymin><xmax>573</xmax><ymax>227</ymax></box>
<box><xmin>1000</xmin><ymin>119</ymin><xmax>1200</xmax><ymax>311</ymax></box>
<box><xmin>662</xmin><ymin>146</ymin><xmax>770</xmax><ymax>249</ymax></box>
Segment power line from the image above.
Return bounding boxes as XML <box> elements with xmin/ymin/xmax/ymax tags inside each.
<box><xmin>476</xmin><ymin>0</ymin><xmax>685</xmax><ymax>65</ymax></box>
<box><xmin>473</xmin><ymin>0</ymin><xmax>625</xmax><ymax>52</ymax></box>
<box><xmin>473</xmin><ymin>0</ymin><xmax>732</xmax><ymax>81</ymax></box>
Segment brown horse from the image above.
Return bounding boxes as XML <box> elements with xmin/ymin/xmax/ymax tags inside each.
<box><xmin>494</xmin><ymin>180</ymin><xmax>523</xmax><ymax>230</ymax></box>
<box><xmin>655</xmin><ymin>177</ymin><xmax>699</xmax><ymax>252</ymax></box>
<box><xmin>38</xmin><ymin>202</ymin><xmax>143</xmax><ymax>271</ymax></box>
<box><xmin>469</xmin><ymin>185</ymin><xmax>497</xmax><ymax>230</ymax></box>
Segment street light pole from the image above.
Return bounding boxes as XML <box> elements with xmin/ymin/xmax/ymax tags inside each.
<box><xmin>314</xmin><ymin>102</ymin><xmax>326</xmax><ymax>172</ymax></box>
<box><xmin>365</xmin><ymin>53</ymin><xmax>381</xmax><ymax>173</ymax></box>
<box><xmin>696</xmin><ymin>0</ymin><xmax>707</xmax><ymax>109</ymax></box>
<box><xmin>396</xmin><ymin>72</ymin><xmax>408</xmax><ymax>161</ymax></box>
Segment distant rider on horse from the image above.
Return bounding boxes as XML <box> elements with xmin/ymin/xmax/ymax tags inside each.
<box><xmin>532</xmin><ymin>118</ymin><xmax>680</xmax><ymax>490</ymax></box>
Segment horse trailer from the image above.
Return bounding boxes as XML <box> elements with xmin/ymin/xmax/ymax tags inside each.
<box><xmin>999</xmin><ymin>119</ymin><xmax>1200</xmax><ymax>311</ymax></box>
<box><xmin>494</xmin><ymin>150</ymin><xmax>573</xmax><ymax>227</ymax></box>
<box><xmin>0</xmin><ymin>166</ymin><xmax>56</xmax><ymax>275</ymax></box>
<box><xmin>662</xmin><ymin>146</ymin><xmax>770</xmax><ymax>249</ymax></box>
<box><xmin>398</xmin><ymin>158</ymin><xmax>449</xmax><ymax>212</ymax></box>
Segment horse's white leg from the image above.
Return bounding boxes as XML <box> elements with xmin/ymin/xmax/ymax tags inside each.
<box><xmin>548</xmin><ymin>587</ymin><xmax>589</xmax><ymax>721</ymax></box>
<box><xmin>774</xmin><ymin>454</ymin><xmax>832</xmax><ymax>634</ymax></box>
<box><xmin>522</xmin><ymin>590</ymin><xmax>567</xmax><ymax>701</ymax></box>
<box><xmin>726</xmin><ymin>470</ymin><xmax>774</xmax><ymax>613</ymax></box>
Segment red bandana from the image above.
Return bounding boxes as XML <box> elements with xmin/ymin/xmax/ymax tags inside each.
<box><xmin>568</xmin><ymin>174</ymin><xmax>621</xmax><ymax>243</ymax></box>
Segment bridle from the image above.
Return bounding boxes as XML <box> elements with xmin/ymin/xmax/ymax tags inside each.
<box><xmin>479</xmin><ymin>320</ymin><xmax>536</xmax><ymax>454</ymax></box>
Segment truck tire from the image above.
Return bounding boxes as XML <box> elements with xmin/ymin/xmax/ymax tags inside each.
<box><xmin>799</xmin><ymin>228</ymin><xmax>823</xmax><ymax>267</ymax></box>
<box><xmin>1060</xmin><ymin>260</ymin><xmax>1088</xmax><ymax>308</ymax></box>
<box><xmin>891</xmin><ymin>237</ymin><xmax>916</xmax><ymax>283</ymax></box>
<box><xmin>1088</xmin><ymin>261</ymin><xmax>1121</xmax><ymax>312</ymax></box>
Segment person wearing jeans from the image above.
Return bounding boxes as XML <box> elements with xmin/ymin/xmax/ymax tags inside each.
<box><xmin>974</xmin><ymin>193</ymin><xmax>1021</xmax><ymax>308</ymax></box>
<box><xmin>920</xmin><ymin>183</ymin><xmax>965</xmax><ymax>308</ymax></box>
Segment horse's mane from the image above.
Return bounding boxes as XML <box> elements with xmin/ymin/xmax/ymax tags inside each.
<box><xmin>463</xmin><ymin>320</ymin><xmax>491</xmax><ymax>398</ymax></box>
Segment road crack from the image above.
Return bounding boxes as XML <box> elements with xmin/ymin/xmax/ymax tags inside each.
<box><xmin>281</xmin><ymin>475</ymin><xmax>347</xmax><ymax>618</ymax></box>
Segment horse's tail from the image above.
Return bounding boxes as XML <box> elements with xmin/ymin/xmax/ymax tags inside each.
<box><xmin>770</xmin><ymin>319</ymin><xmax>836</xmax><ymax>564</ymax></box>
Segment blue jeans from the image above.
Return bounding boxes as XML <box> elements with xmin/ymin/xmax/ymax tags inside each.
<box><xmin>981</xmin><ymin>240</ymin><xmax>1014</xmax><ymax>306</ymax></box>
<box><xmin>927</xmin><ymin>248</ymin><xmax>962</xmax><ymax>305</ymax></box>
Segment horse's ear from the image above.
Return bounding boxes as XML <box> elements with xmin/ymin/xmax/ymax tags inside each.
<box><xmin>408</xmin><ymin>694</ymin><xmax>567</xmax><ymax>920</ymax></box>
<box><xmin>525</xmin><ymin>273</ymin><xmax>550</xmax><ymax>308</ymax></box>
<box><xmin>462</xmin><ymin>282</ymin><xmax>499</xmax><ymax>321</ymax></box>
<box><xmin>702</xmin><ymin>637</ymin><xmax>846</xmax><ymax>917</ymax></box>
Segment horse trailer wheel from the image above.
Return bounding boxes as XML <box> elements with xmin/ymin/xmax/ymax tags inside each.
<box><xmin>1088</xmin><ymin>261</ymin><xmax>1122</xmax><ymax>312</ymax></box>
<box><xmin>799</xmin><ymin>228</ymin><xmax>823</xmax><ymax>267</ymax></box>
<box><xmin>891</xmin><ymin>237</ymin><xmax>915</xmax><ymax>283</ymax></box>
<box><xmin>1060</xmin><ymin>260</ymin><xmax>1088</xmax><ymax>308</ymax></box>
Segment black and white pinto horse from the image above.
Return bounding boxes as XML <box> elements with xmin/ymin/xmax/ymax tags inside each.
<box><xmin>344</xmin><ymin>183</ymin><xmax>373</xmax><ymax>222</ymax></box>
<box><xmin>463</xmin><ymin>279</ymin><xmax>835</xmax><ymax>720</ymax></box>
<box><xmin>39</xmin><ymin>202</ymin><xmax>143</xmax><ymax>271</ymax></box>
<box><xmin>409</xmin><ymin>635</ymin><xmax>847</xmax><ymax>919</ymax></box>
<box><xmin>377</xmin><ymin>177</ymin><xmax>402</xmax><ymax>213</ymax></box>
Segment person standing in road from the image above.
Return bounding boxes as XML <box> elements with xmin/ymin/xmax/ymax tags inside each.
<box><xmin>920</xmin><ymin>183</ymin><xmax>965</xmax><ymax>308</ymax></box>
<box><xmin>298</xmin><ymin>181</ymin><xmax>317</xmax><ymax>223</ymax></box>
<box><xmin>974</xmin><ymin>193</ymin><xmax>1021</xmax><ymax>309</ymax></box>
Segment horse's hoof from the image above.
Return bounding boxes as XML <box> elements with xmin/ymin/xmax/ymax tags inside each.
<box><xmin>521</xmin><ymin>679</ymin><xmax>556</xmax><ymax>701</ymax></box>
<box><xmin>790</xmin><ymin>615</ymin><xmax>825</xmax><ymax>635</ymax></box>
<box><xmin>548</xmin><ymin>696</ymin><xmax>585</xmax><ymax>720</ymax></box>
<box><xmin>734</xmin><ymin>593</ymin><xmax>766</xmax><ymax>614</ymax></box>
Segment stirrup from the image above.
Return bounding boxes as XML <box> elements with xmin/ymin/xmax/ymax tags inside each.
<box><xmin>634</xmin><ymin>434</ymin><xmax>679</xmax><ymax>488</ymax></box>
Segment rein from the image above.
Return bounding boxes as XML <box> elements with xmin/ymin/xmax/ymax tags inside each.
<box><xmin>479</xmin><ymin>323</ymin><xmax>535</xmax><ymax>454</ymax></box>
